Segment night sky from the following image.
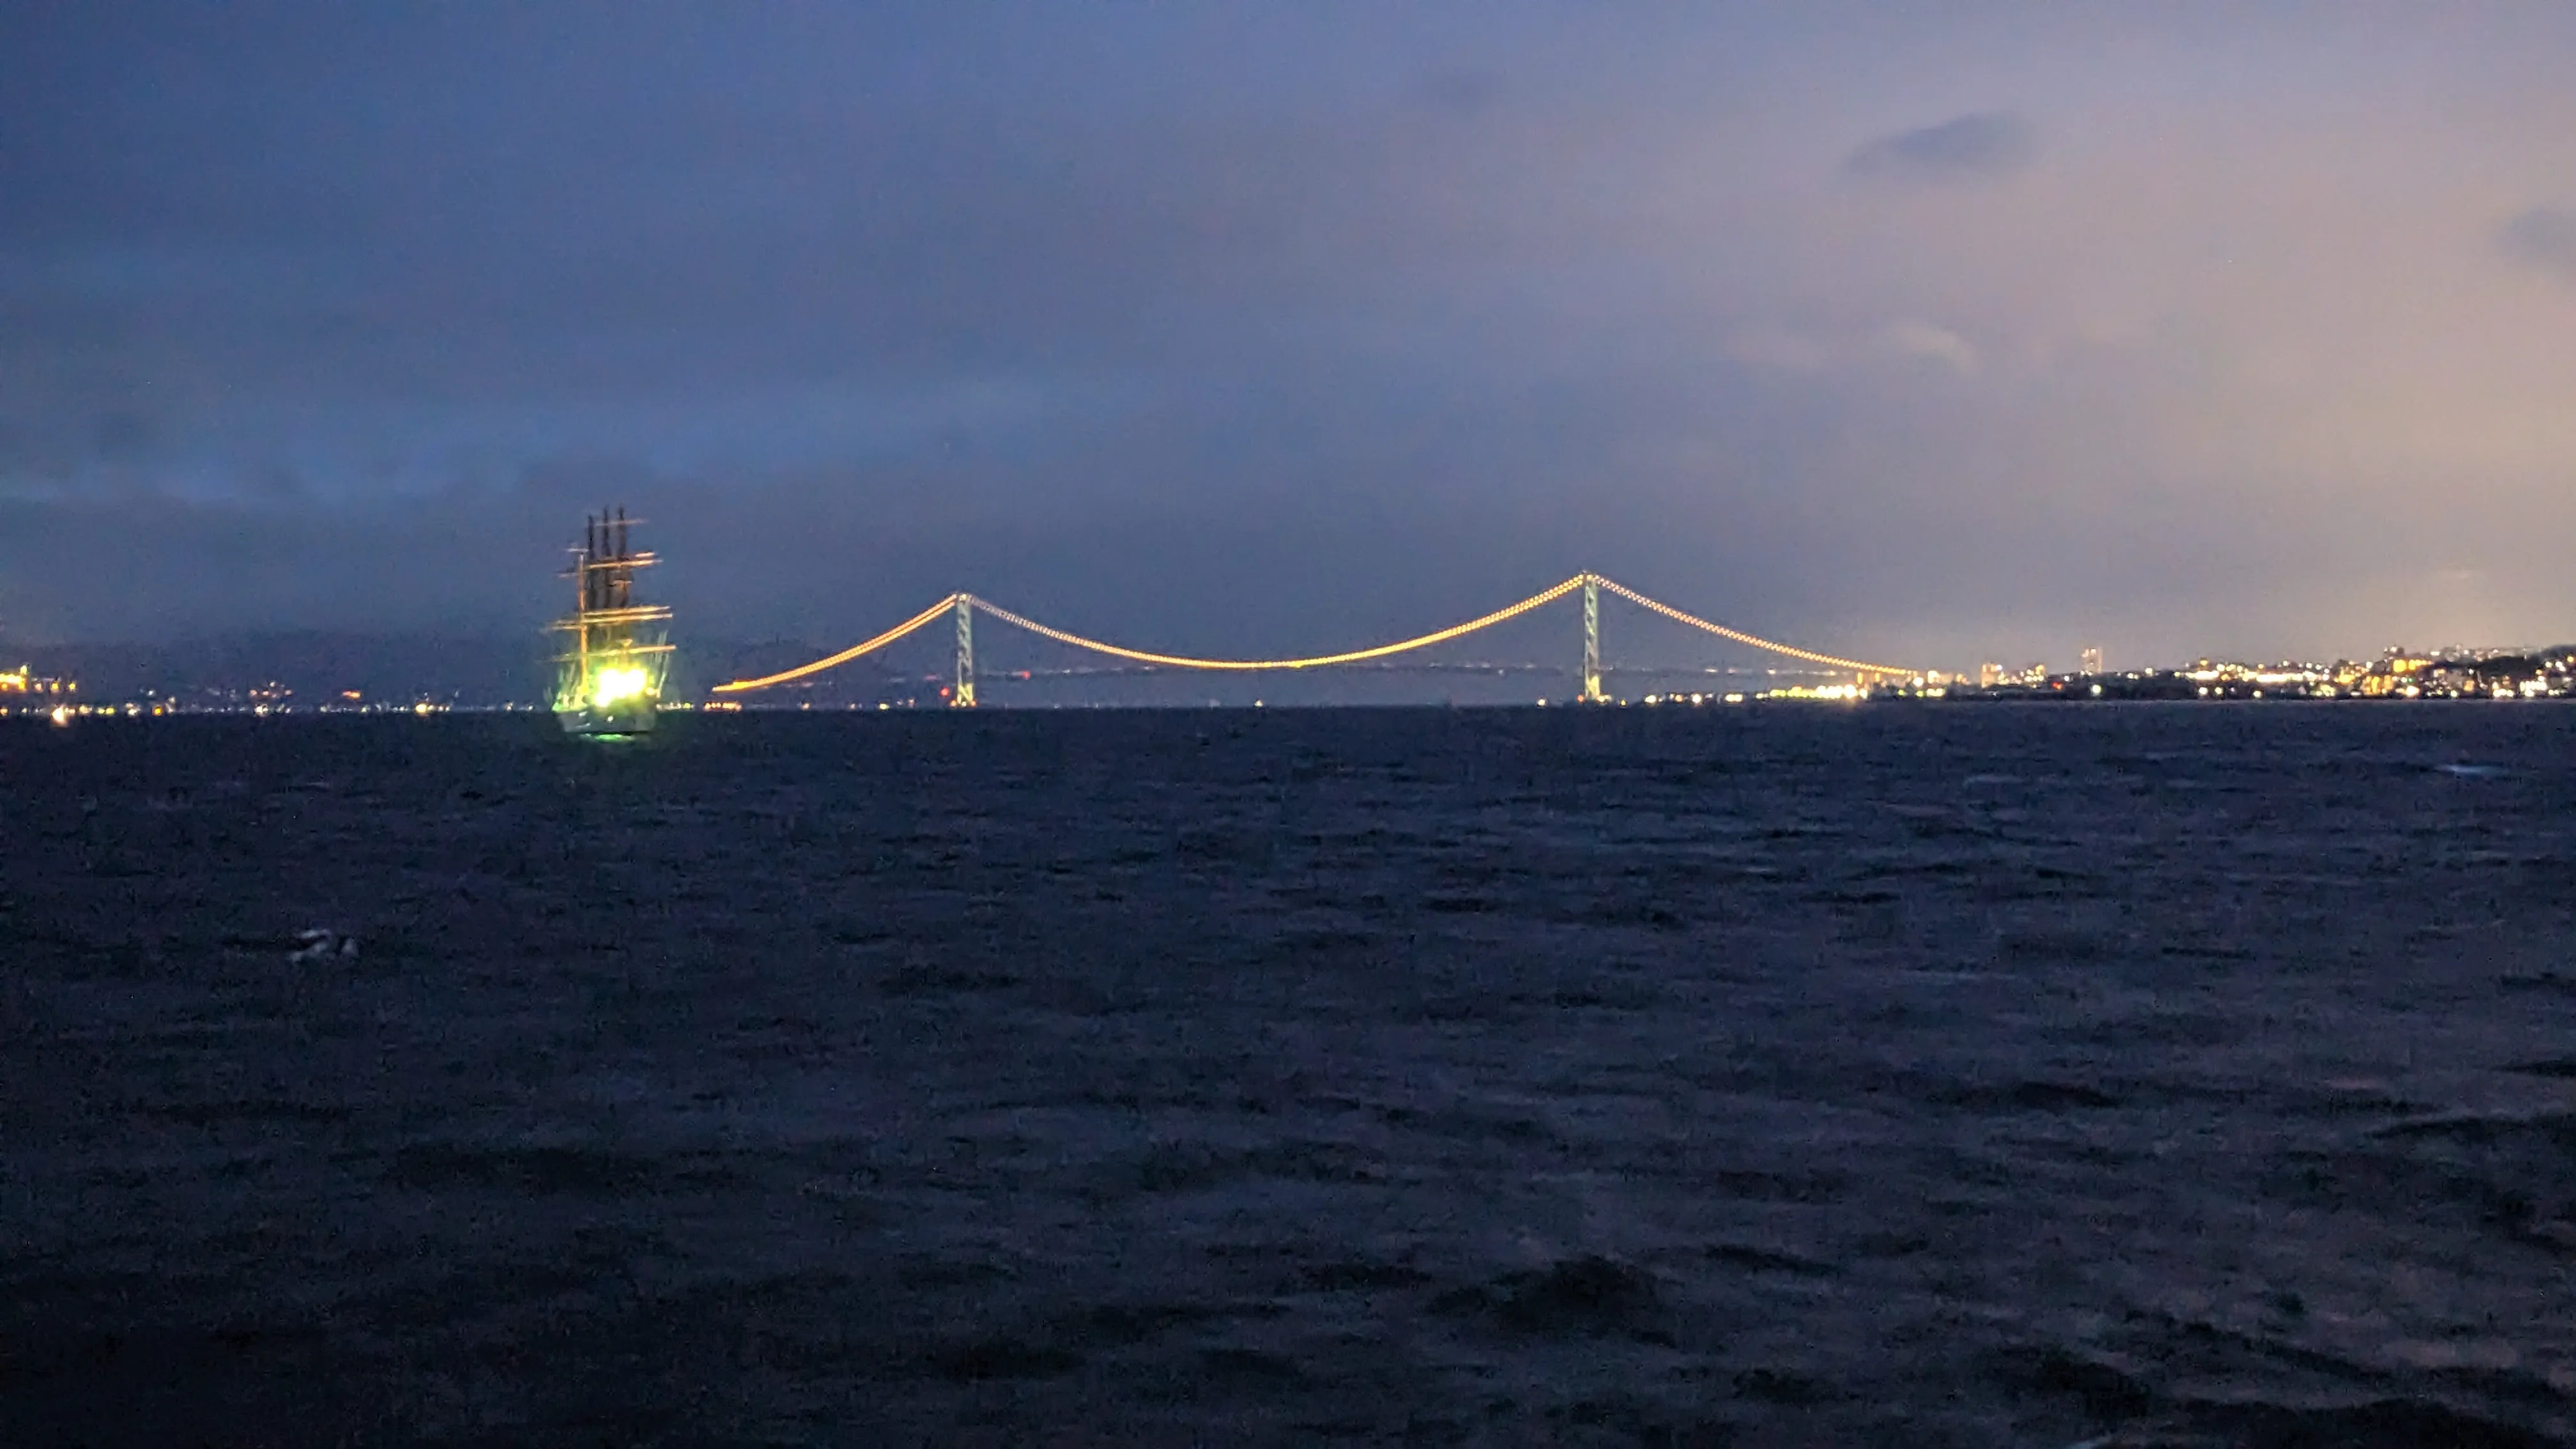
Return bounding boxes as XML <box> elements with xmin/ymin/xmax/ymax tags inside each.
<box><xmin>5</xmin><ymin>4</ymin><xmax>2574</xmax><ymax>670</ymax></box>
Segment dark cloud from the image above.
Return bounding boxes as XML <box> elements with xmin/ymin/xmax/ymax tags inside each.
<box><xmin>1843</xmin><ymin>111</ymin><xmax>2037</xmax><ymax>183</ymax></box>
<box><xmin>1415</xmin><ymin>68</ymin><xmax>1508</xmax><ymax>117</ymax></box>
<box><xmin>2499</xmin><ymin>206</ymin><xmax>2576</xmax><ymax>279</ymax></box>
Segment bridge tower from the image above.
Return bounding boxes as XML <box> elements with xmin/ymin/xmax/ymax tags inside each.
<box><xmin>1581</xmin><ymin>574</ymin><xmax>1604</xmax><ymax>703</ymax></box>
<box><xmin>952</xmin><ymin>595</ymin><xmax>977</xmax><ymax>709</ymax></box>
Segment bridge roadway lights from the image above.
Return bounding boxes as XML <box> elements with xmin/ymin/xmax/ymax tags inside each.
<box><xmin>952</xmin><ymin>596</ymin><xmax>977</xmax><ymax>709</ymax></box>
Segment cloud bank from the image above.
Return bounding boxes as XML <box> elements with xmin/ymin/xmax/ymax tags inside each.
<box><xmin>5</xmin><ymin>6</ymin><xmax>2576</xmax><ymax>670</ymax></box>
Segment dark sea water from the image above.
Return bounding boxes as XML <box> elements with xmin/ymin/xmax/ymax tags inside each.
<box><xmin>7</xmin><ymin>706</ymin><xmax>2576</xmax><ymax>1447</ymax></box>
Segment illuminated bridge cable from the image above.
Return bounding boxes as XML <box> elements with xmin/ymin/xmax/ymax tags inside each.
<box><xmin>1590</xmin><ymin>575</ymin><xmax>1915</xmax><ymax>678</ymax></box>
<box><xmin>709</xmin><ymin>574</ymin><xmax>1917</xmax><ymax>693</ymax></box>
<box><xmin>711</xmin><ymin>594</ymin><xmax>961</xmax><ymax>693</ymax></box>
<box><xmin>963</xmin><ymin>577</ymin><xmax>1588</xmax><ymax>671</ymax></box>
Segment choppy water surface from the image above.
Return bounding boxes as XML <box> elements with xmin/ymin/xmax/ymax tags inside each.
<box><xmin>7</xmin><ymin>707</ymin><xmax>2576</xmax><ymax>1446</ymax></box>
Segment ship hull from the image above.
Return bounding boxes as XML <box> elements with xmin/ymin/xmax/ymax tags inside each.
<box><xmin>555</xmin><ymin>700</ymin><xmax>659</xmax><ymax>737</ymax></box>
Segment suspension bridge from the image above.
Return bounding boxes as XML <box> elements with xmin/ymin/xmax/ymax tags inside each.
<box><xmin>713</xmin><ymin>574</ymin><xmax>1919</xmax><ymax>706</ymax></box>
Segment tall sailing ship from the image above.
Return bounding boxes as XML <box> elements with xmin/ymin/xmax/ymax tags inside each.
<box><xmin>553</xmin><ymin>507</ymin><xmax>673</xmax><ymax>736</ymax></box>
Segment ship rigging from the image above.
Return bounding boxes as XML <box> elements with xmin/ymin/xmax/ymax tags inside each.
<box><xmin>553</xmin><ymin>506</ymin><xmax>673</xmax><ymax>735</ymax></box>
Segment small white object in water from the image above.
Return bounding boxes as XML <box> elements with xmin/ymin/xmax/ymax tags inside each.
<box><xmin>2437</xmin><ymin>762</ymin><xmax>2509</xmax><ymax>779</ymax></box>
<box><xmin>289</xmin><ymin>928</ymin><xmax>358</xmax><ymax>964</ymax></box>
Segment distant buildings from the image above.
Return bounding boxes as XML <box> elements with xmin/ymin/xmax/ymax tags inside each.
<box><xmin>0</xmin><ymin>664</ymin><xmax>78</xmax><ymax>716</ymax></box>
<box><xmin>1906</xmin><ymin>642</ymin><xmax>2576</xmax><ymax>702</ymax></box>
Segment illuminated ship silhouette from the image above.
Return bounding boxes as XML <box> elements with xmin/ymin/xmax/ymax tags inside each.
<box><xmin>553</xmin><ymin>507</ymin><xmax>673</xmax><ymax>736</ymax></box>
